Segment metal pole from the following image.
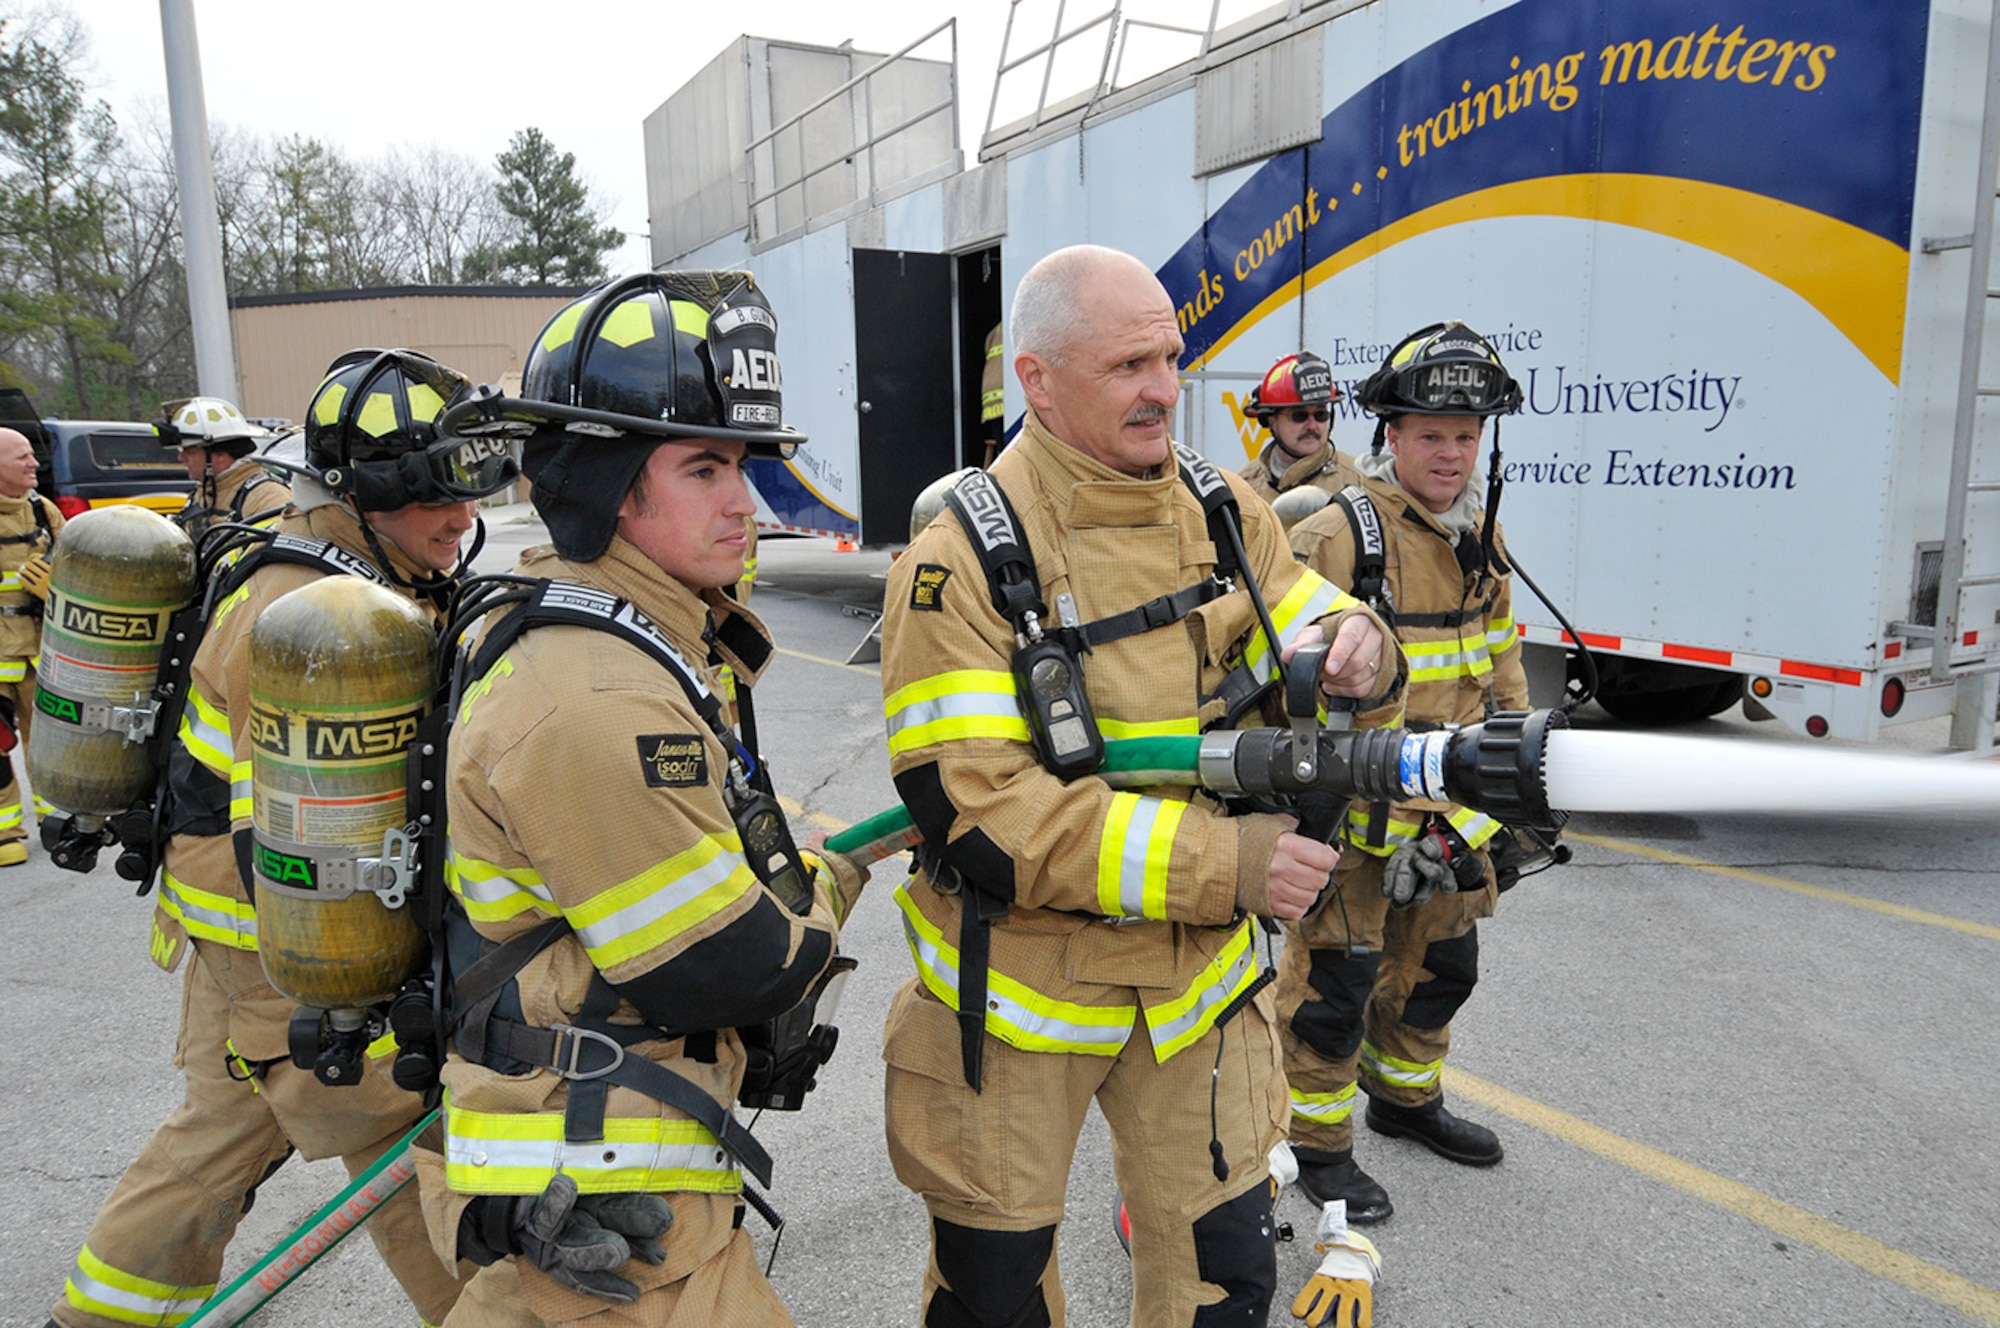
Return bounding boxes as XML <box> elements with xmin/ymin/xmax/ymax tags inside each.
<box><xmin>159</xmin><ymin>0</ymin><xmax>239</xmax><ymax>404</ymax></box>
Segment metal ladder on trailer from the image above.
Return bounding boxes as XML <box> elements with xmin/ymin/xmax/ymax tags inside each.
<box><xmin>1911</xmin><ymin>0</ymin><xmax>2000</xmax><ymax>751</ymax></box>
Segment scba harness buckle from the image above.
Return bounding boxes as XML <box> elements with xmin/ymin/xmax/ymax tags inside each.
<box><xmin>547</xmin><ymin>1023</ymin><xmax>628</xmax><ymax>1082</ymax></box>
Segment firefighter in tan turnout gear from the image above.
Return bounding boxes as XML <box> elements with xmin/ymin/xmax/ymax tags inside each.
<box><xmin>0</xmin><ymin>426</ymin><xmax>61</xmax><ymax>865</ymax></box>
<box><xmin>1275</xmin><ymin>323</ymin><xmax>1537</xmax><ymax>1247</ymax></box>
<box><xmin>419</xmin><ymin>271</ymin><xmax>864</xmax><ymax>1327</ymax></box>
<box><xmin>1239</xmin><ymin>351</ymin><xmax>1357</xmax><ymax>508</ymax></box>
<box><xmin>166</xmin><ymin>395</ymin><xmax>290</xmax><ymax>538</ymax></box>
<box><xmin>879</xmin><ymin>244</ymin><xmax>1400</xmax><ymax>1328</ymax></box>
<box><xmin>44</xmin><ymin>349</ymin><xmax>517</xmax><ymax>1328</ymax></box>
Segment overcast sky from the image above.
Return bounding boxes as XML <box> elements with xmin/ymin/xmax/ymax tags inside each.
<box><xmin>68</xmin><ymin>0</ymin><xmax>1013</xmax><ymax>275</ymax></box>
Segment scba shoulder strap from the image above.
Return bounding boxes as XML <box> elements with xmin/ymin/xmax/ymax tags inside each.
<box><xmin>0</xmin><ymin>493</ymin><xmax>54</xmax><ymax>547</ymax></box>
<box><xmin>1330</xmin><ymin>484</ymin><xmax>1389</xmax><ymax>618</ymax></box>
<box><xmin>942</xmin><ymin>453</ymin><xmax>1246</xmax><ymax>654</ymax></box>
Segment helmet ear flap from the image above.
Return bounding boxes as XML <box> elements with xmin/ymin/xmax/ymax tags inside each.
<box><xmin>336</xmin><ymin>452</ymin><xmax>431</xmax><ymax>512</ymax></box>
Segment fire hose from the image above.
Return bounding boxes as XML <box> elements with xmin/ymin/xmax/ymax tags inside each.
<box><xmin>179</xmin><ymin>1110</ymin><xmax>435</xmax><ymax>1326</ymax></box>
<box><xmin>826</xmin><ymin>708</ymin><xmax>1568</xmax><ymax>864</ymax></box>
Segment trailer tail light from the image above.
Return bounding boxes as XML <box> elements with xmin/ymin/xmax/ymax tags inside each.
<box><xmin>53</xmin><ymin>494</ymin><xmax>89</xmax><ymax>519</ymax></box>
<box><xmin>1880</xmin><ymin>677</ymin><xmax>1906</xmax><ymax>718</ymax></box>
<box><xmin>1750</xmin><ymin>676</ymin><xmax>1773</xmax><ymax>699</ymax></box>
<box><xmin>1805</xmin><ymin>715</ymin><xmax>1830</xmax><ymax>738</ymax></box>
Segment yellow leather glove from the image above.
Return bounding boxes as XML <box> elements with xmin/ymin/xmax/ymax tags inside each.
<box><xmin>800</xmin><ymin>845</ymin><xmax>871</xmax><ymax>925</ymax></box>
<box><xmin>1292</xmin><ymin>1202</ymin><xmax>1382</xmax><ymax>1327</ymax></box>
<box><xmin>16</xmin><ymin>553</ymin><xmax>52</xmax><ymax>601</ymax></box>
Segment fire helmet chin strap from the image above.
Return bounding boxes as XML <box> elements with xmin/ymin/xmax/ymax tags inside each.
<box><xmin>354</xmin><ymin>505</ymin><xmax>485</xmax><ymax>611</ymax></box>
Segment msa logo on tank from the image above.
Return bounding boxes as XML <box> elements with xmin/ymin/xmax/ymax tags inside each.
<box><xmin>35</xmin><ymin>690</ymin><xmax>80</xmax><ymax>723</ymax></box>
<box><xmin>49</xmin><ymin>590</ymin><xmax>164</xmax><ymax>643</ymax></box>
<box><xmin>248</xmin><ymin>701</ymin><xmax>425</xmax><ymax>761</ymax></box>
<box><xmin>253</xmin><ymin>841</ymin><xmax>318</xmax><ymax>889</ymax></box>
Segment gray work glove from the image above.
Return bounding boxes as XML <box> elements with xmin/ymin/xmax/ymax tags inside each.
<box><xmin>1381</xmin><ymin>826</ymin><xmax>1482</xmax><ymax>910</ymax></box>
<box><xmin>467</xmin><ymin>1175</ymin><xmax>674</xmax><ymax>1303</ymax></box>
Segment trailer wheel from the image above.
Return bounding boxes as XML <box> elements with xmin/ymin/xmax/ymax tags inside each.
<box><xmin>1698</xmin><ymin>675</ymin><xmax>1746</xmax><ymax>717</ymax></box>
<box><xmin>1598</xmin><ymin>677</ymin><xmax>1739</xmax><ymax>726</ymax></box>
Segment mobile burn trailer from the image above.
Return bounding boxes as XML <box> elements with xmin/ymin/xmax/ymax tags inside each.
<box><xmin>643</xmin><ymin>0</ymin><xmax>2000</xmax><ymax>748</ymax></box>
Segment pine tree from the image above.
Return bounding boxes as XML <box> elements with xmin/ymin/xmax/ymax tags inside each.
<box><xmin>475</xmin><ymin>127</ymin><xmax>623</xmax><ymax>285</ymax></box>
<box><xmin>0</xmin><ymin>13</ymin><xmax>128</xmax><ymax>415</ymax></box>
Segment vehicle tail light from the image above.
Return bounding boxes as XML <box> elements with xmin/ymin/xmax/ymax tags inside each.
<box><xmin>53</xmin><ymin>495</ymin><xmax>90</xmax><ymax>519</ymax></box>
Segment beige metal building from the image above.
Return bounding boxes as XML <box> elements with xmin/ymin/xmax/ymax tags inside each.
<box><xmin>229</xmin><ymin>285</ymin><xmax>588</xmax><ymax>421</ymax></box>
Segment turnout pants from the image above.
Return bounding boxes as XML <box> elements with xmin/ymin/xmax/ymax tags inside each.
<box><xmin>442</xmin><ymin>1225</ymin><xmax>789</xmax><ymax>1328</ymax></box>
<box><xmin>1275</xmin><ymin>847</ymin><xmax>1496</xmax><ymax>1155</ymax></box>
<box><xmin>882</xmin><ymin>976</ymin><xmax>1289</xmax><ymax>1328</ymax></box>
<box><xmin>0</xmin><ymin>663</ymin><xmax>48</xmax><ymax>842</ymax></box>
<box><xmin>51</xmin><ymin>939</ymin><xmax>467</xmax><ymax>1328</ymax></box>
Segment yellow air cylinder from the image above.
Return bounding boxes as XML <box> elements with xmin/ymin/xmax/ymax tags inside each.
<box><xmin>248</xmin><ymin>576</ymin><xmax>434</xmax><ymax>1011</ymax></box>
<box><xmin>28</xmin><ymin>506</ymin><xmax>197</xmax><ymax>815</ymax></box>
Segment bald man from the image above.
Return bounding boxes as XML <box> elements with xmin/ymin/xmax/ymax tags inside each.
<box><xmin>878</xmin><ymin>245</ymin><xmax>1402</xmax><ymax>1327</ymax></box>
<box><xmin>0</xmin><ymin>427</ymin><xmax>62</xmax><ymax>865</ymax></box>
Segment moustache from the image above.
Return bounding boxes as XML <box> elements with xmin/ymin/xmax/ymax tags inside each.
<box><xmin>1126</xmin><ymin>404</ymin><xmax>1171</xmax><ymax>426</ymax></box>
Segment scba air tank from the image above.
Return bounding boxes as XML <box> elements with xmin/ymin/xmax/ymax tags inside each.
<box><xmin>28</xmin><ymin>506</ymin><xmax>197</xmax><ymax>815</ymax></box>
<box><xmin>248</xmin><ymin>576</ymin><xmax>434</xmax><ymax>1012</ymax></box>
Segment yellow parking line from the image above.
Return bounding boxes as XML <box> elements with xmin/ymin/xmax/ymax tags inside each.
<box><xmin>779</xmin><ymin>801</ymin><xmax>2000</xmax><ymax>1319</ymax></box>
<box><xmin>1566</xmin><ymin>831</ymin><xmax>2000</xmax><ymax>943</ymax></box>
<box><xmin>776</xmin><ymin>795</ymin><xmax>851</xmax><ymax>836</ymax></box>
<box><xmin>1445</xmin><ymin>1066</ymin><xmax>2000</xmax><ymax>1325</ymax></box>
<box><xmin>773</xmin><ymin>645</ymin><xmax>880</xmax><ymax>676</ymax></box>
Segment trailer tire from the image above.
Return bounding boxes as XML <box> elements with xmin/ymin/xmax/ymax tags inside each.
<box><xmin>1698</xmin><ymin>675</ymin><xmax>1745</xmax><ymax>718</ymax></box>
<box><xmin>1598</xmin><ymin>677</ymin><xmax>1738</xmax><ymax>726</ymax></box>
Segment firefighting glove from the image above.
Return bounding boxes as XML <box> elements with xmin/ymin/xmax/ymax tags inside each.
<box><xmin>17</xmin><ymin>552</ymin><xmax>51</xmax><ymax>601</ymax></box>
<box><xmin>1292</xmin><ymin>1201</ymin><xmax>1382</xmax><ymax>1327</ymax></box>
<box><xmin>460</xmin><ymin>1176</ymin><xmax>674</xmax><ymax>1304</ymax></box>
<box><xmin>1490</xmin><ymin>827</ymin><xmax>1529</xmax><ymax>893</ymax></box>
<box><xmin>1381</xmin><ymin>824</ymin><xmax>1483</xmax><ymax>910</ymax></box>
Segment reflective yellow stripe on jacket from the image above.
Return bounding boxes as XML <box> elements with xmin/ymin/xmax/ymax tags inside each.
<box><xmin>1402</xmin><ymin>633</ymin><xmax>1495</xmax><ymax>684</ymax></box>
<box><xmin>1097</xmin><ymin>791</ymin><xmax>1186</xmax><ymax>919</ymax></box>
<box><xmin>159</xmin><ymin>868</ymin><xmax>257</xmax><ymax>950</ymax></box>
<box><xmin>1343</xmin><ymin>803</ymin><xmax>1500</xmax><ymax>857</ymax></box>
<box><xmin>1140</xmin><ymin>918</ymin><xmax>1260</xmax><ymax>1060</ymax></box>
<box><xmin>884</xmin><ymin>669</ymin><xmax>1028</xmax><ymax>755</ymax></box>
<box><xmin>1243</xmin><ymin>569</ymin><xmax>1358</xmax><ymax>683</ymax></box>
<box><xmin>448</xmin><ymin>850</ymin><xmax>559</xmax><ymax>924</ymax></box>
<box><xmin>896</xmin><ymin>880</ymin><xmax>1135</xmax><ymax>1056</ymax></box>
<box><xmin>443</xmin><ymin>1092</ymin><xmax>741</xmax><ymax>1197</ymax></box>
<box><xmin>1486</xmin><ymin>610</ymin><xmax>1517</xmax><ymax>657</ymax></box>
<box><xmin>451</xmin><ymin>832</ymin><xmax>761</xmax><ymax>971</ymax></box>
<box><xmin>566</xmin><ymin>830</ymin><xmax>760</xmax><ymax>971</ymax></box>
<box><xmin>65</xmin><ymin>1243</ymin><xmax>214</xmax><ymax>1327</ymax></box>
<box><xmin>895</xmin><ymin>883</ymin><xmax>1260</xmax><ymax>1063</ymax></box>
<box><xmin>0</xmin><ymin>658</ymin><xmax>24</xmax><ymax>683</ymax></box>
<box><xmin>178</xmin><ymin>687</ymin><xmax>253</xmax><ymax>820</ymax></box>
